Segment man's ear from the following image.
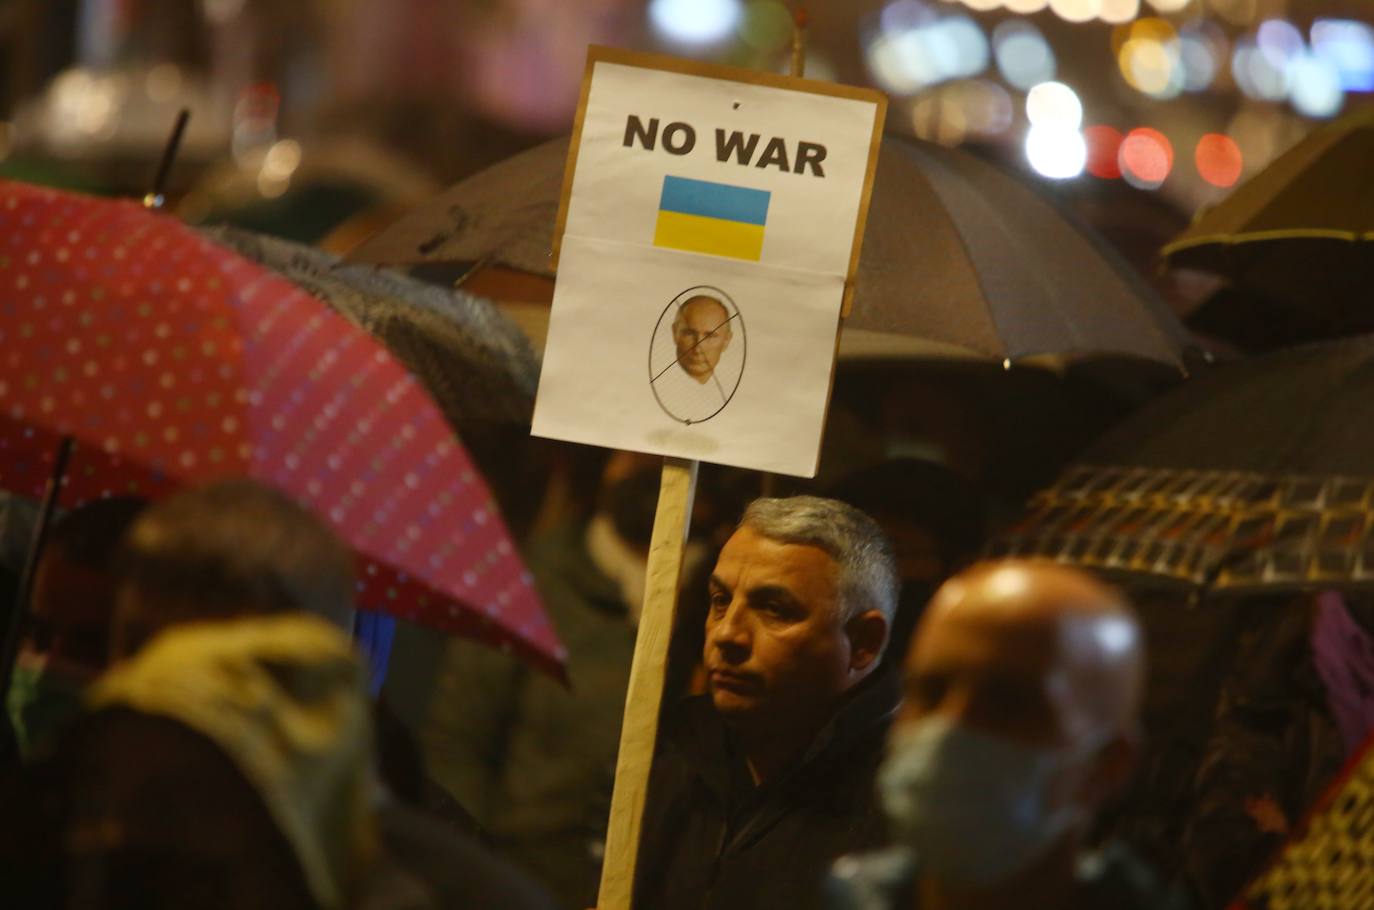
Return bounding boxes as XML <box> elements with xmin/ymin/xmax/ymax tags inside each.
<box><xmin>844</xmin><ymin>609</ymin><xmax>888</xmax><ymax>674</ymax></box>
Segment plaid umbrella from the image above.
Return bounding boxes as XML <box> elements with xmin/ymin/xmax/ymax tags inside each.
<box><xmin>993</xmin><ymin>336</ymin><xmax>1374</xmax><ymax>595</ymax></box>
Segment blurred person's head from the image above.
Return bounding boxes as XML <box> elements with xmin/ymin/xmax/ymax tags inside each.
<box><xmin>673</xmin><ymin>295</ymin><xmax>733</xmax><ymax>383</ymax></box>
<box><xmin>878</xmin><ymin>560</ymin><xmax>1144</xmax><ymax>896</ymax></box>
<box><xmin>830</xmin><ymin>458</ymin><xmax>987</xmax><ymax>665</ymax></box>
<box><xmin>7</xmin><ymin>497</ymin><xmax>146</xmax><ymax>757</ymax></box>
<box><xmin>113</xmin><ymin>480</ymin><xmax>354</xmax><ymax>659</ymax></box>
<box><xmin>60</xmin><ymin>612</ymin><xmax>374</xmax><ymax>909</ymax></box>
<box><xmin>705</xmin><ymin>496</ymin><xmax>896</xmax><ymax>780</ymax></box>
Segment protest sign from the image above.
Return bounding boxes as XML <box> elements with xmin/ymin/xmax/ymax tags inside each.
<box><xmin>532</xmin><ymin>46</ymin><xmax>884</xmax><ymax>478</ymax></box>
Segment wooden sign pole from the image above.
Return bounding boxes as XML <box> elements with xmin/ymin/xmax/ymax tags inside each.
<box><xmin>596</xmin><ymin>456</ymin><xmax>699</xmax><ymax>910</ymax></box>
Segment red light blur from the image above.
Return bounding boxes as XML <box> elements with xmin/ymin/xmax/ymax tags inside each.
<box><xmin>1083</xmin><ymin>126</ymin><xmax>1124</xmax><ymax>179</ymax></box>
<box><xmin>1119</xmin><ymin>127</ymin><xmax>1173</xmax><ymax>189</ymax></box>
<box><xmin>1195</xmin><ymin>133</ymin><xmax>1243</xmax><ymax>187</ymax></box>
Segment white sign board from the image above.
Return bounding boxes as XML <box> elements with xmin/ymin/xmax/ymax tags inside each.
<box><xmin>532</xmin><ymin>47</ymin><xmax>885</xmax><ymax>477</ymax></box>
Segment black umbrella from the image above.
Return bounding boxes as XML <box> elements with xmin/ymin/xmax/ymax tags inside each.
<box><xmin>348</xmin><ymin>136</ymin><xmax>1190</xmax><ymax>370</ymax></box>
<box><xmin>994</xmin><ymin>335</ymin><xmax>1374</xmax><ymax>593</ymax></box>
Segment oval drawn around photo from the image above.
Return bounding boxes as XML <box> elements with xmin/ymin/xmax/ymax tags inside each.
<box><xmin>647</xmin><ymin>286</ymin><xmax>746</xmax><ymax>426</ymax></box>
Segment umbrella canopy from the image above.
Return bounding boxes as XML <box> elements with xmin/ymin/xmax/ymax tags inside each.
<box><xmin>348</xmin><ymin>136</ymin><xmax>1189</xmax><ymax>370</ymax></box>
<box><xmin>1163</xmin><ymin>110</ymin><xmax>1374</xmax><ymax>334</ymax></box>
<box><xmin>204</xmin><ymin>226</ymin><xmax>539</xmax><ymax>424</ymax></box>
<box><xmin>993</xmin><ymin>335</ymin><xmax>1374</xmax><ymax>594</ymax></box>
<box><xmin>1233</xmin><ymin>731</ymin><xmax>1374</xmax><ymax>910</ymax></box>
<box><xmin>0</xmin><ymin>180</ymin><xmax>564</xmax><ymax>675</ymax></box>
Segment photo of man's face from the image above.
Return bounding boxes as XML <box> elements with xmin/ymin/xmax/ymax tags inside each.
<box><xmin>673</xmin><ymin>295</ymin><xmax>733</xmax><ymax>384</ymax></box>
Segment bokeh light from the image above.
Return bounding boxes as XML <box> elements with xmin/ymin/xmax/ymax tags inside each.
<box><xmin>1118</xmin><ymin>20</ymin><xmax>1184</xmax><ymax>99</ymax></box>
<box><xmin>866</xmin><ymin>12</ymin><xmax>990</xmax><ymax>95</ymax></box>
<box><xmin>1025</xmin><ymin>125</ymin><xmax>1087</xmax><ymax>179</ymax></box>
<box><xmin>1257</xmin><ymin>19</ymin><xmax>1305</xmax><ymax>70</ymax></box>
<box><xmin>1288</xmin><ymin>53</ymin><xmax>1345</xmax><ymax>118</ymax></box>
<box><xmin>1026</xmin><ymin>81</ymin><xmax>1083</xmax><ymax>129</ymax></box>
<box><xmin>1049</xmin><ymin>0</ymin><xmax>1101</xmax><ymax>25</ymax></box>
<box><xmin>1004</xmin><ymin>0</ymin><xmax>1050</xmax><ymax>12</ymax></box>
<box><xmin>1312</xmin><ymin>19</ymin><xmax>1374</xmax><ymax>92</ymax></box>
<box><xmin>1195</xmin><ymin>133</ymin><xmax>1243</xmax><ymax>187</ymax></box>
<box><xmin>649</xmin><ymin>0</ymin><xmax>742</xmax><ymax>45</ymax></box>
<box><xmin>1083</xmin><ymin>125</ymin><xmax>1124</xmax><ymax>178</ymax></box>
<box><xmin>1145</xmin><ymin>0</ymin><xmax>1189</xmax><ymax>11</ymax></box>
<box><xmin>1119</xmin><ymin>127</ymin><xmax>1173</xmax><ymax>189</ymax></box>
<box><xmin>1232</xmin><ymin>40</ymin><xmax>1289</xmax><ymax>101</ymax></box>
<box><xmin>993</xmin><ymin>20</ymin><xmax>1056</xmax><ymax>91</ymax></box>
<box><xmin>1178</xmin><ymin>23</ymin><xmax>1225</xmax><ymax>91</ymax></box>
<box><xmin>1098</xmin><ymin>0</ymin><xmax>1140</xmax><ymax>25</ymax></box>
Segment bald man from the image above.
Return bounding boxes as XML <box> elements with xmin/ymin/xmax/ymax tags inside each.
<box><xmin>651</xmin><ymin>295</ymin><xmax>735</xmax><ymax>425</ymax></box>
<box><xmin>829</xmin><ymin>560</ymin><xmax>1187</xmax><ymax>910</ymax></box>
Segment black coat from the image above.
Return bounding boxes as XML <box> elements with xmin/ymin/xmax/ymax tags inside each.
<box><xmin>635</xmin><ymin>672</ymin><xmax>900</xmax><ymax>910</ymax></box>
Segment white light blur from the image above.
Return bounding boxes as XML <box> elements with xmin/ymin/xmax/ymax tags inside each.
<box><xmin>1288</xmin><ymin>53</ymin><xmax>1345</xmax><ymax>118</ymax></box>
<box><xmin>865</xmin><ymin>14</ymin><xmax>989</xmax><ymax>95</ymax></box>
<box><xmin>1145</xmin><ymin>0</ymin><xmax>1190</xmax><ymax>11</ymax></box>
<box><xmin>941</xmin><ymin>16</ymin><xmax>991</xmax><ymax>80</ymax></box>
<box><xmin>1025</xmin><ymin>125</ymin><xmax>1087</xmax><ymax>179</ymax></box>
<box><xmin>1232</xmin><ymin>41</ymin><xmax>1290</xmax><ymax>100</ymax></box>
<box><xmin>1311</xmin><ymin>19</ymin><xmax>1374</xmax><ymax>92</ymax></box>
<box><xmin>1178</xmin><ymin>25</ymin><xmax>1222</xmax><ymax>91</ymax></box>
<box><xmin>648</xmin><ymin>0</ymin><xmax>742</xmax><ymax>45</ymax></box>
<box><xmin>1257</xmin><ymin>19</ymin><xmax>1305</xmax><ymax>70</ymax></box>
<box><xmin>881</xmin><ymin>0</ymin><xmax>931</xmax><ymax>34</ymax></box>
<box><xmin>1099</xmin><ymin>0</ymin><xmax>1140</xmax><ymax>24</ymax></box>
<box><xmin>964</xmin><ymin>0</ymin><xmax>1003</xmax><ymax>11</ymax></box>
<box><xmin>993</xmin><ymin>20</ymin><xmax>1056</xmax><ymax>90</ymax></box>
<box><xmin>1026</xmin><ymin>81</ymin><xmax>1083</xmax><ymax>129</ymax></box>
<box><xmin>868</xmin><ymin>29</ymin><xmax>942</xmax><ymax>94</ymax></box>
<box><xmin>1049</xmin><ymin>0</ymin><xmax>1100</xmax><ymax>24</ymax></box>
<box><xmin>261</xmin><ymin>139</ymin><xmax>302</xmax><ymax>180</ymax></box>
<box><xmin>1004</xmin><ymin>0</ymin><xmax>1050</xmax><ymax>12</ymax></box>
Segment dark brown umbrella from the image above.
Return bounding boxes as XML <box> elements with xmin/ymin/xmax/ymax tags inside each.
<box><xmin>994</xmin><ymin>335</ymin><xmax>1374</xmax><ymax>594</ymax></box>
<box><xmin>348</xmin><ymin>136</ymin><xmax>1190</xmax><ymax>370</ymax></box>
<box><xmin>1163</xmin><ymin>110</ymin><xmax>1374</xmax><ymax>338</ymax></box>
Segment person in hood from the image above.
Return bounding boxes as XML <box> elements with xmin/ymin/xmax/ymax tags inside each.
<box><xmin>829</xmin><ymin>560</ymin><xmax>1189</xmax><ymax>910</ymax></box>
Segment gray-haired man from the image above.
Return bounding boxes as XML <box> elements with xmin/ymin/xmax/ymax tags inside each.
<box><xmin>634</xmin><ymin>496</ymin><xmax>900</xmax><ymax>910</ymax></box>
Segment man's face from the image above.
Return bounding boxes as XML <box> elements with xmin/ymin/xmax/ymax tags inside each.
<box><xmin>674</xmin><ymin>297</ymin><xmax>732</xmax><ymax>382</ymax></box>
<box><xmin>704</xmin><ymin>526</ymin><xmax>853</xmax><ymax>728</ymax></box>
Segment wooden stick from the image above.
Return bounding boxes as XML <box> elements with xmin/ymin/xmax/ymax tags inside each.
<box><xmin>790</xmin><ymin>6</ymin><xmax>809</xmax><ymax>79</ymax></box>
<box><xmin>596</xmin><ymin>456</ymin><xmax>699</xmax><ymax>910</ymax></box>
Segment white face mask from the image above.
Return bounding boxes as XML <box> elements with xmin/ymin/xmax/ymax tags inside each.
<box><xmin>877</xmin><ymin>716</ymin><xmax>1089</xmax><ymax>887</ymax></box>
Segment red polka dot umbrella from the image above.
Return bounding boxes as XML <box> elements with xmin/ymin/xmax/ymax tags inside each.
<box><xmin>0</xmin><ymin>179</ymin><xmax>565</xmax><ymax>676</ymax></box>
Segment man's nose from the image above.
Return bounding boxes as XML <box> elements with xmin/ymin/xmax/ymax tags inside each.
<box><xmin>709</xmin><ymin>601</ymin><xmax>752</xmax><ymax>660</ymax></box>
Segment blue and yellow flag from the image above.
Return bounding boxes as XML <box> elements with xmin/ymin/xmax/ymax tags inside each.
<box><xmin>653</xmin><ymin>175</ymin><xmax>770</xmax><ymax>261</ymax></box>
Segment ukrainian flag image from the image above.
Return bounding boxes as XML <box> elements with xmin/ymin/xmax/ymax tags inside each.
<box><xmin>653</xmin><ymin>175</ymin><xmax>770</xmax><ymax>262</ymax></box>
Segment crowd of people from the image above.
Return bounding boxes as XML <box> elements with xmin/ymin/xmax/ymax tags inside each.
<box><xmin>0</xmin><ymin>447</ymin><xmax>1360</xmax><ymax>909</ymax></box>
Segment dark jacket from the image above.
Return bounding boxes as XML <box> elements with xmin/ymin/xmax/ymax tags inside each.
<box><xmin>635</xmin><ymin>670</ymin><xmax>900</xmax><ymax>910</ymax></box>
<box><xmin>421</xmin><ymin>524</ymin><xmax>636</xmax><ymax>908</ymax></box>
